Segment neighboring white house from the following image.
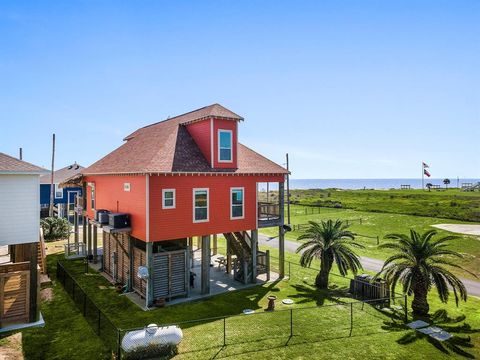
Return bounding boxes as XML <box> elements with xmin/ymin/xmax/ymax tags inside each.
<box><xmin>0</xmin><ymin>152</ymin><xmax>47</xmax><ymax>329</ymax></box>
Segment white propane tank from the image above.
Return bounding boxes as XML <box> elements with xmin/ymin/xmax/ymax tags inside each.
<box><xmin>121</xmin><ymin>324</ymin><xmax>183</xmax><ymax>352</ymax></box>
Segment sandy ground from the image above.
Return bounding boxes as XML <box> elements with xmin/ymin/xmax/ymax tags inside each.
<box><xmin>0</xmin><ymin>333</ymin><xmax>24</xmax><ymax>360</ymax></box>
<box><xmin>431</xmin><ymin>224</ymin><xmax>480</xmax><ymax>236</ymax></box>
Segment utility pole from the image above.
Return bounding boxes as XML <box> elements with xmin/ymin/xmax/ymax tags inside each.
<box><xmin>286</xmin><ymin>153</ymin><xmax>291</xmax><ymax>225</ymax></box>
<box><xmin>49</xmin><ymin>134</ymin><xmax>56</xmax><ymax>217</ymax></box>
<box><xmin>19</xmin><ymin>148</ymin><xmax>22</xmax><ymax>160</ymax></box>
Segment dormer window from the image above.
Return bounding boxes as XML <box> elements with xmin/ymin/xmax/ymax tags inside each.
<box><xmin>218</xmin><ymin>129</ymin><xmax>232</xmax><ymax>162</ymax></box>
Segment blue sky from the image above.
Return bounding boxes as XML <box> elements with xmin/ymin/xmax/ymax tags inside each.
<box><xmin>1</xmin><ymin>1</ymin><xmax>478</xmax><ymax>179</ymax></box>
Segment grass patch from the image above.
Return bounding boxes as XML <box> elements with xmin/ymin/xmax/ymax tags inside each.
<box><xmin>261</xmin><ymin>206</ymin><xmax>480</xmax><ymax>280</ymax></box>
<box><xmin>285</xmin><ymin>188</ymin><xmax>480</xmax><ymax>222</ymax></box>
<box><xmin>1</xmin><ymin>255</ymin><xmax>111</xmax><ymax>359</ymax></box>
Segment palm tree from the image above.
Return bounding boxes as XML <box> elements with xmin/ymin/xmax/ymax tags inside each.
<box><xmin>296</xmin><ymin>220</ymin><xmax>364</xmax><ymax>289</ymax></box>
<box><xmin>443</xmin><ymin>178</ymin><xmax>450</xmax><ymax>189</ymax></box>
<box><xmin>376</xmin><ymin>229</ymin><xmax>471</xmax><ymax>316</ymax></box>
<box><xmin>426</xmin><ymin>183</ymin><xmax>433</xmax><ymax>192</ymax></box>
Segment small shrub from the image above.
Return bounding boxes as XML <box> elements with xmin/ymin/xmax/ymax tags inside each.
<box><xmin>450</xmin><ymin>201</ymin><xmax>458</xmax><ymax>207</ymax></box>
<box><xmin>123</xmin><ymin>343</ymin><xmax>178</xmax><ymax>360</ymax></box>
<box><xmin>41</xmin><ymin>217</ymin><xmax>71</xmax><ymax>241</ymax></box>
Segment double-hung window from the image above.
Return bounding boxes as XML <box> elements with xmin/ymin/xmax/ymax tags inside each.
<box><xmin>162</xmin><ymin>189</ymin><xmax>176</xmax><ymax>209</ymax></box>
<box><xmin>193</xmin><ymin>188</ymin><xmax>209</xmax><ymax>222</ymax></box>
<box><xmin>218</xmin><ymin>130</ymin><xmax>232</xmax><ymax>162</ymax></box>
<box><xmin>54</xmin><ymin>184</ymin><xmax>63</xmax><ymax>199</ymax></box>
<box><xmin>231</xmin><ymin>188</ymin><xmax>244</xmax><ymax>219</ymax></box>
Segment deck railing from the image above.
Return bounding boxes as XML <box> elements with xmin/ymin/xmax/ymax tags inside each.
<box><xmin>258</xmin><ymin>202</ymin><xmax>280</xmax><ymax>220</ymax></box>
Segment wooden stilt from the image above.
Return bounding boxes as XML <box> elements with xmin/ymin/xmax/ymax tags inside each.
<box><xmin>82</xmin><ymin>215</ymin><xmax>87</xmax><ymax>245</ymax></box>
<box><xmin>201</xmin><ymin>235</ymin><xmax>211</xmax><ymax>295</ymax></box>
<box><xmin>226</xmin><ymin>236</ymin><xmax>232</xmax><ymax>274</ymax></box>
<box><xmin>146</xmin><ymin>242</ymin><xmax>153</xmax><ymax>307</ymax></box>
<box><xmin>74</xmin><ymin>211</ymin><xmax>79</xmax><ymax>244</ymax></box>
<box><xmin>87</xmin><ymin>221</ymin><xmax>92</xmax><ymax>259</ymax></box>
<box><xmin>127</xmin><ymin>236</ymin><xmax>134</xmax><ymax>292</ymax></box>
<box><xmin>28</xmin><ymin>242</ymin><xmax>38</xmax><ymax>322</ymax></box>
<box><xmin>93</xmin><ymin>225</ymin><xmax>98</xmax><ymax>264</ymax></box>
<box><xmin>212</xmin><ymin>234</ymin><xmax>218</xmax><ymax>255</ymax></box>
<box><xmin>279</xmin><ymin>181</ymin><xmax>285</xmax><ymax>278</ymax></box>
<box><xmin>251</xmin><ymin>229</ymin><xmax>258</xmax><ymax>283</ymax></box>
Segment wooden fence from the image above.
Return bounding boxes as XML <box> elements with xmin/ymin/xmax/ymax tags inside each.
<box><xmin>0</xmin><ymin>261</ymin><xmax>31</xmax><ymax>327</ymax></box>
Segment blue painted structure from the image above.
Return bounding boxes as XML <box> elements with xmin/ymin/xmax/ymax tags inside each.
<box><xmin>39</xmin><ymin>184</ymin><xmax>82</xmax><ymax>206</ymax></box>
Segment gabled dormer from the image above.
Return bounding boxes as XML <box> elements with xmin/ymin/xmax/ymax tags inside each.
<box><xmin>184</xmin><ymin>104</ymin><xmax>243</xmax><ymax>169</ymax></box>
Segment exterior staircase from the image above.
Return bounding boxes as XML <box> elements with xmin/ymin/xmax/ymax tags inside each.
<box><xmin>223</xmin><ymin>232</ymin><xmax>257</xmax><ymax>284</ymax></box>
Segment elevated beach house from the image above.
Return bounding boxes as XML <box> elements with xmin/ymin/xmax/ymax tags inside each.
<box><xmin>0</xmin><ymin>152</ymin><xmax>46</xmax><ymax>329</ymax></box>
<box><xmin>39</xmin><ymin>163</ymin><xmax>84</xmax><ymax>220</ymax></box>
<box><xmin>67</xmin><ymin>104</ymin><xmax>288</xmax><ymax>306</ymax></box>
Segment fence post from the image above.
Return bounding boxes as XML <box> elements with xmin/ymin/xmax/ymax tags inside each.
<box><xmin>376</xmin><ymin>236</ymin><xmax>379</xmax><ymax>245</ymax></box>
<box><xmin>98</xmin><ymin>309</ymin><xmax>101</xmax><ymax>335</ymax></box>
<box><xmin>117</xmin><ymin>329</ymin><xmax>121</xmax><ymax>359</ymax></box>
<box><xmin>350</xmin><ymin>303</ymin><xmax>353</xmax><ymax>336</ymax></box>
<box><xmin>290</xmin><ymin>308</ymin><xmax>293</xmax><ymax>338</ymax></box>
<box><xmin>223</xmin><ymin>316</ymin><xmax>226</xmax><ymax>346</ymax></box>
<box><xmin>404</xmin><ymin>295</ymin><xmax>408</xmax><ymax>323</ymax></box>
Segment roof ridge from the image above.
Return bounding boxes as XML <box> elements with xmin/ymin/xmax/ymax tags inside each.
<box><xmin>0</xmin><ymin>151</ymin><xmax>47</xmax><ymax>172</ymax></box>
<box><xmin>123</xmin><ymin>103</ymin><xmax>243</xmax><ymax>141</ymax></box>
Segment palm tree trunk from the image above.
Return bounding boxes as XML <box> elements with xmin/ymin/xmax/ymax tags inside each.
<box><xmin>316</xmin><ymin>253</ymin><xmax>333</xmax><ymax>289</ymax></box>
<box><xmin>412</xmin><ymin>281</ymin><xmax>430</xmax><ymax>316</ymax></box>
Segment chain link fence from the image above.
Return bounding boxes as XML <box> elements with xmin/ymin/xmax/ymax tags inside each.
<box><xmin>57</xmin><ymin>256</ymin><xmax>407</xmax><ymax>359</ymax></box>
<box><xmin>56</xmin><ymin>261</ymin><xmax>119</xmax><ymax>355</ymax></box>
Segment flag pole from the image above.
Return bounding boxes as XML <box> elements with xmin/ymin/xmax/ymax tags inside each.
<box><xmin>422</xmin><ymin>161</ymin><xmax>424</xmax><ymax>190</ymax></box>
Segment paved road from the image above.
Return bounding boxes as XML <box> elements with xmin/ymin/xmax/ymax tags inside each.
<box><xmin>258</xmin><ymin>234</ymin><xmax>480</xmax><ymax>298</ymax></box>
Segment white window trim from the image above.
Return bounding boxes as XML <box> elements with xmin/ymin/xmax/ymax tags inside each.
<box><xmin>218</xmin><ymin>129</ymin><xmax>233</xmax><ymax>163</ymax></box>
<box><xmin>162</xmin><ymin>189</ymin><xmax>176</xmax><ymax>209</ymax></box>
<box><xmin>90</xmin><ymin>183</ymin><xmax>96</xmax><ymax>210</ymax></box>
<box><xmin>230</xmin><ymin>187</ymin><xmax>245</xmax><ymax>220</ymax></box>
<box><xmin>54</xmin><ymin>183</ymin><xmax>63</xmax><ymax>199</ymax></box>
<box><xmin>193</xmin><ymin>188</ymin><xmax>209</xmax><ymax>223</ymax></box>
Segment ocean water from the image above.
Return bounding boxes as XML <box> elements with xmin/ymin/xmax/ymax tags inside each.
<box><xmin>286</xmin><ymin>178</ymin><xmax>480</xmax><ymax>190</ymax></box>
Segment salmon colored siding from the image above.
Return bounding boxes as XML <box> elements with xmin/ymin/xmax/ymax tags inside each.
<box><xmin>149</xmin><ymin>174</ymin><xmax>284</xmax><ymax>241</ymax></box>
<box><xmin>84</xmin><ymin>175</ymin><xmax>147</xmax><ymax>240</ymax></box>
<box><xmin>213</xmin><ymin>119</ymin><xmax>237</xmax><ymax>169</ymax></box>
<box><xmin>186</xmin><ymin>120</ymin><xmax>212</xmax><ymax>165</ymax></box>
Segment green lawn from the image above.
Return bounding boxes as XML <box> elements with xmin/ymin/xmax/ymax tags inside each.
<box><xmin>260</xmin><ymin>205</ymin><xmax>480</xmax><ymax>280</ymax></box>
<box><xmin>6</xmin><ymin>255</ymin><xmax>111</xmax><ymax>359</ymax></box>
<box><xmin>13</xmin><ymin>251</ymin><xmax>479</xmax><ymax>359</ymax></box>
<box><xmin>284</xmin><ymin>188</ymin><xmax>480</xmax><ymax>222</ymax></box>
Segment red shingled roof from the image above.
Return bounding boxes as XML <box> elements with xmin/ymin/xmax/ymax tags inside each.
<box><xmin>0</xmin><ymin>152</ymin><xmax>46</xmax><ymax>174</ymax></box>
<box><xmin>40</xmin><ymin>163</ymin><xmax>84</xmax><ymax>184</ymax></box>
<box><xmin>83</xmin><ymin>104</ymin><xmax>287</xmax><ymax>175</ymax></box>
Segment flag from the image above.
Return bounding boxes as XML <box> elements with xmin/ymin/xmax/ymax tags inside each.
<box><xmin>423</xmin><ymin>162</ymin><xmax>429</xmax><ymax>168</ymax></box>
<box><xmin>424</xmin><ymin>169</ymin><xmax>431</xmax><ymax>177</ymax></box>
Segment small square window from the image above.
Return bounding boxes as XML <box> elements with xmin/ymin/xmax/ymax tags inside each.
<box><xmin>162</xmin><ymin>189</ymin><xmax>176</xmax><ymax>209</ymax></box>
<box><xmin>54</xmin><ymin>184</ymin><xmax>63</xmax><ymax>199</ymax></box>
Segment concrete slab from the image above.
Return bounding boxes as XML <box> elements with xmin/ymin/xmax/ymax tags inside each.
<box><xmin>0</xmin><ymin>313</ymin><xmax>45</xmax><ymax>333</ymax></box>
<box><xmin>431</xmin><ymin>224</ymin><xmax>480</xmax><ymax>236</ymax></box>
